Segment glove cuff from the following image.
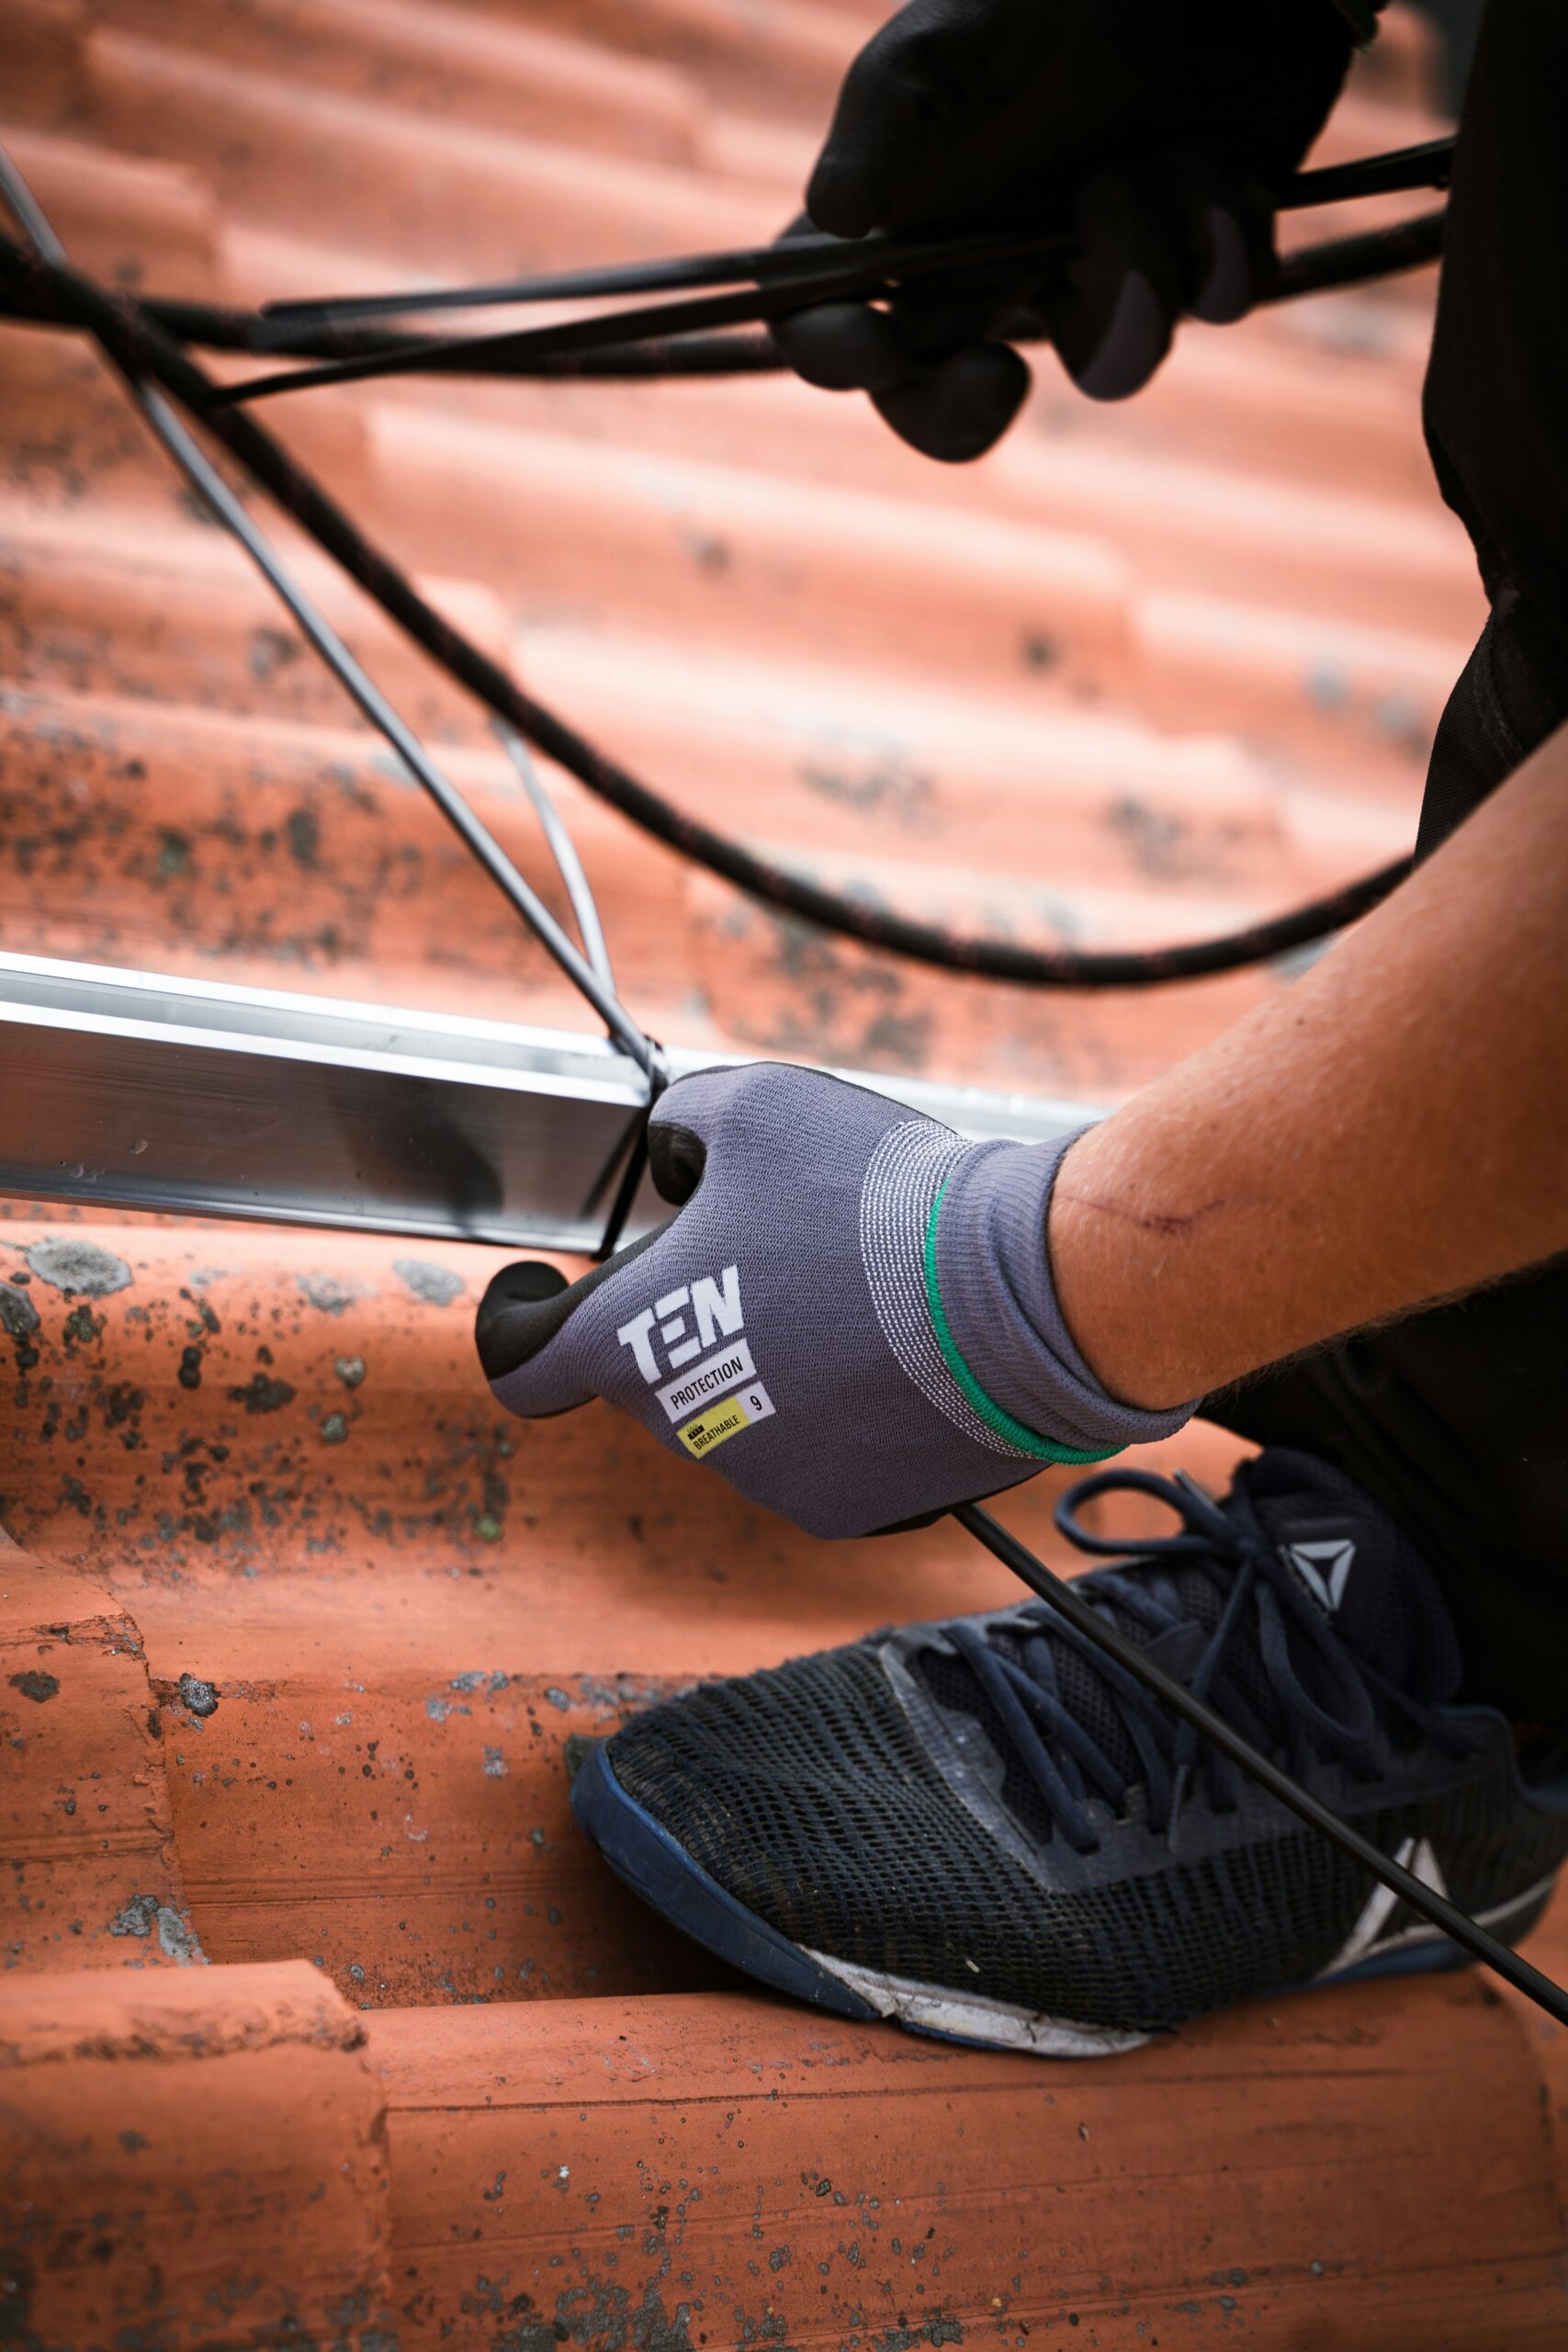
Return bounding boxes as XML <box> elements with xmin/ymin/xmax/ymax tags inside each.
<box><xmin>932</xmin><ymin>1132</ymin><xmax>1198</xmax><ymax>1460</ymax></box>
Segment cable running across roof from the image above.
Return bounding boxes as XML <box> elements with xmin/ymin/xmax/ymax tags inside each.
<box><xmin>0</xmin><ymin>210</ymin><xmax>1447</xmax><ymax>379</ymax></box>
<box><xmin>214</xmin><ymin>139</ymin><xmax>1456</xmax><ymax>408</ymax></box>
<box><xmin>0</xmin><ymin>174</ymin><xmax>1433</xmax><ymax>989</ymax></box>
<box><xmin>249</xmin><ymin>139</ymin><xmax>1452</xmax><ymax>337</ymax></box>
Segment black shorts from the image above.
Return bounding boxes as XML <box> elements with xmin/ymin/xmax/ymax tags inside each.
<box><xmin>1205</xmin><ymin>0</ymin><xmax>1568</xmax><ymax>1729</ymax></box>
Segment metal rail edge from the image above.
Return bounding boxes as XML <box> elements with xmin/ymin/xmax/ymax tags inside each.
<box><xmin>0</xmin><ymin>951</ymin><xmax>1092</xmax><ymax>1251</ymax></box>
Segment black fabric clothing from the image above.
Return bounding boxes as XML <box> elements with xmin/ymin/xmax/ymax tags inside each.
<box><xmin>1412</xmin><ymin>0</ymin><xmax>1487</xmax><ymax>107</ymax></box>
<box><xmin>1206</xmin><ymin>0</ymin><xmax>1568</xmax><ymax>1731</ymax></box>
<box><xmin>1423</xmin><ymin>0</ymin><xmax>1568</xmax><ymax>685</ymax></box>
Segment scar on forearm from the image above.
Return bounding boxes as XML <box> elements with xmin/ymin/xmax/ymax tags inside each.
<box><xmin>1060</xmin><ymin>1190</ymin><xmax>1233</xmax><ymax>1239</ymax></box>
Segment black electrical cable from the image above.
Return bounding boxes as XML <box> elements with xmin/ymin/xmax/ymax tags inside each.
<box><xmin>1269</xmin><ymin>204</ymin><xmax>1444</xmax><ymax>302</ymax></box>
<box><xmin>214</xmin><ymin>141</ymin><xmax>1456</xmax><ymax>411</ymax></box>
<box><xmin>957</xmin><ymin>1497</ymin><xmax>1568</xmax><ymax>2030</ymax></box>
<box><xmin>215</xmin><ymin>231</ymin><xmax>1080</xmax><ymax>408</ymax></box>
<box><xmin>1282</xmin><ymin>130</ymin><xmax>1453</xmax><ymax>207</ymax></box>
<box><xmin>248</xmin><ymin>134</ymin><xmax>1454</xmax><ymax>341</ymax></box>
<box><xmin>0</xmin><ymin>211</ymin><xmax>1446</xmax><ymax>382</ymax></box>
<box><xmin>0</xmin><ymin>231</ymin><xmax>1417</xmax><ymax>990</ymax></box>
<box><xmin>0</xmin><ymin>269</ymin><xmax>785</xmax><ymax>377</ymax></box>
<box><xmin>252</xmin><ymin>220</ymin><xmax>1077</xmax><ymax>339</ymax></box>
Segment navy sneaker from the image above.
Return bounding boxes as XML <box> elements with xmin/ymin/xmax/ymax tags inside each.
<box><xmin>571</xmin><ymin>1450</ymin><xmax>1568</xmax><ymax>2054</ymax></box>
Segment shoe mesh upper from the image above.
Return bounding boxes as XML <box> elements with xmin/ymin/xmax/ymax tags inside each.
<box><xmin>606</xmin><ymin>1640</ymin><xmax>1566</xmax><ymax>2030</ymax></box>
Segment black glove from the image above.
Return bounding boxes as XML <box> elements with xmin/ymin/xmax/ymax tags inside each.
<box><xmin>774</xmin><ymin>0</ymin><xmax>1366</xmax><ymax>460</ymax></box>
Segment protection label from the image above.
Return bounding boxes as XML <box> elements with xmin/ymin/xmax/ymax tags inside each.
<box><xmin>656</xmin><ymin>1338</ymin><xmax>756</xmax><ymax>1423</ymax></box>
<box><xmin>678</xmin><ymin>1380</ymin><xmax>775</xmax><ymax>1459</ymax></box>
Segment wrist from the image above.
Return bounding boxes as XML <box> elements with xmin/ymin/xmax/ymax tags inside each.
<box><xmin>1046</xmin><ymin>1124</ymin><xmax>1234</xmax><ymax>1411</ymax></box>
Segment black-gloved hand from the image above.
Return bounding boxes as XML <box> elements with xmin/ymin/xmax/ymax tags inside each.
<box><xmin>773</xmin><ymin>0</ymin><xmax>1367</xmax><ymax>460</ymax></box>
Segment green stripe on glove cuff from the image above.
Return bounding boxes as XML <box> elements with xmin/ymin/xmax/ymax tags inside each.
<box><xmin>924</xmin><ymin>1176</ymin><xmax>1121</xmax><ymax>1468</ymax></box>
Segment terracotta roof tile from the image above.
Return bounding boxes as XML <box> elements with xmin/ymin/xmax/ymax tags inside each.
<box><xmin>2</xmin><ymin>1960</ymin><xmax>391</xmax><ymax>2351</ymax></box>
<box><xmin>5</xmin><ymin>3</ymin><xmax>1563</xmax><ymax>2339</ymax></box>
<box><xmin>1</xmin><ymin>1524</ymin><xmax>203</xmax><ymax>1972</ymax></box>
<box><xmin>369</xmin><ymin>1979</ymin><xmax>1568</xmax><ymax>2350</ymax></box>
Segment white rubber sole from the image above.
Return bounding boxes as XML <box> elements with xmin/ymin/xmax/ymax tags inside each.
<box><xmin>802</xmin><ymin>1947</ymin><xmax>1151</xmax><ymax>2056</ymax></box>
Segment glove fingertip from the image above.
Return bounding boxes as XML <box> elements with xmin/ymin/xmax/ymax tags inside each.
<box><xmin>773</xmin><ymin>299</ymin><xmax>909</xmax><ymax>393</ymax></box>
<box><xmin>647</xmin><ymin>1118</ymin><xmax>705</xmax><ymax>1207</ymax></box>
<box><xmin>1191</xmin><ymin>201</ymin><xmax>1260</xmax><ymax>325</ymax></box>
<box><xmin>872</xmin><ymin>344</ymin><xmax>1031</xmax><ymax>463</ymax></box>
<box><xmin>1054</xmin><ymin>268</ymin><xmax>1172</xmax><ymax>402</ymax></box>
<box><xmin>483</xmin><ymin>1302</ymin><xmax>594</xmax><ymax>1419</ymax></box>
<box><xmin>475</xmin><ymin>1259</ymin><xmax>569</xmax><ymax>1382</ymax></box>
<box><xmin>806</xmin><ymin>156</ymin><xmax>878</xmax><ymax>242</ymax></box>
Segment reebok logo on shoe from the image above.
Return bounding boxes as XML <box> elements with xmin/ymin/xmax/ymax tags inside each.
<box><xmin>1280</xmin><ymin>1533</ymin><xmax>1358</xmax><ymax>1614</ymax></box>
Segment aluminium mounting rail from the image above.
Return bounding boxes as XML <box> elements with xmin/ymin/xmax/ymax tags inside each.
<box><xmin>0</xmin><ymin>950</ymin><xmax>1092</xmax><ymax>1252</ymax></box>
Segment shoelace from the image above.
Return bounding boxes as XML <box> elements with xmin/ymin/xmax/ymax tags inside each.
<box><xmin>948</xmin><ymin>1468</ymin><xmax>1478</xmax><ymax>1855</ymax></box>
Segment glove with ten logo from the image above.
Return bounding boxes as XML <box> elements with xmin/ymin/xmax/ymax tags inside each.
<box><xmin>478</xmin><ymin>1062</ymin><xmax>1194</xmax><ymax>1538</ymax></box>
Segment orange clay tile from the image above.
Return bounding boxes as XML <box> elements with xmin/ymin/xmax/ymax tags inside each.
<box><xmin>94</xmin><ymin>0</ymin><xmax>707</xmax><ymax>165</ymax></box>
<box><xmin>0</xmin><ymin>495</ymin><xmax>512</xmax><ymax>737</ymax></box>
<box><xmin>76</xmin><ymin>29</ymin><xmax>780</xmax><ymax>270</ymax></box>
<box><xmin>368</xmin><ymin>1982</ymin><xmax>1568</xmax><ymax>2350</ymax></box>
<box><xmin>0</xmin><ymin>1216</ymin><xmax>1241</xmax><ymax>1589</ymax></box>
<box><xmin>1</xmin><ymin>1961</ymin><xmax>392</xmax><ymax>2351</ymax></box>
<box><xmin>0</xmin><ymin>120</ymin><xmax>222</xmax><ymax>295</ymax></box>
<box><xmin>0</xmin><ymin>1523</ymin><xmax>202</xmax><ymax>1973</ymax></box>
<box><xmin>5</xmin><ymin>6</ymin><xmax>1557</xmax><ymax>2345</ymax></box>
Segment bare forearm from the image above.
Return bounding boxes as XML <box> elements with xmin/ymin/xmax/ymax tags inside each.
<box><xmin>1051</xmin><ymin>719</ymin><xmax>1568</xmax><ymax>1409</ymax></box>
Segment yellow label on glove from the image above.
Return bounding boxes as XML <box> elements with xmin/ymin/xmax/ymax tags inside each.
<box><xmin>678</xmin><ymin>1379</ymin><xmax>774</xmax><ymax>1458</ymax></box>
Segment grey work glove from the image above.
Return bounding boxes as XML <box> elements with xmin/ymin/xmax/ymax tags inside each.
<box><xmin>477</xmin><ymin>1063</ymin><xmax>1194</xmax><ymax>1539</ymax></box>
<box><xmin>773</xmin><ymin>0</ymin><xmax>1366</xmax><ymax>460</ymax></box>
